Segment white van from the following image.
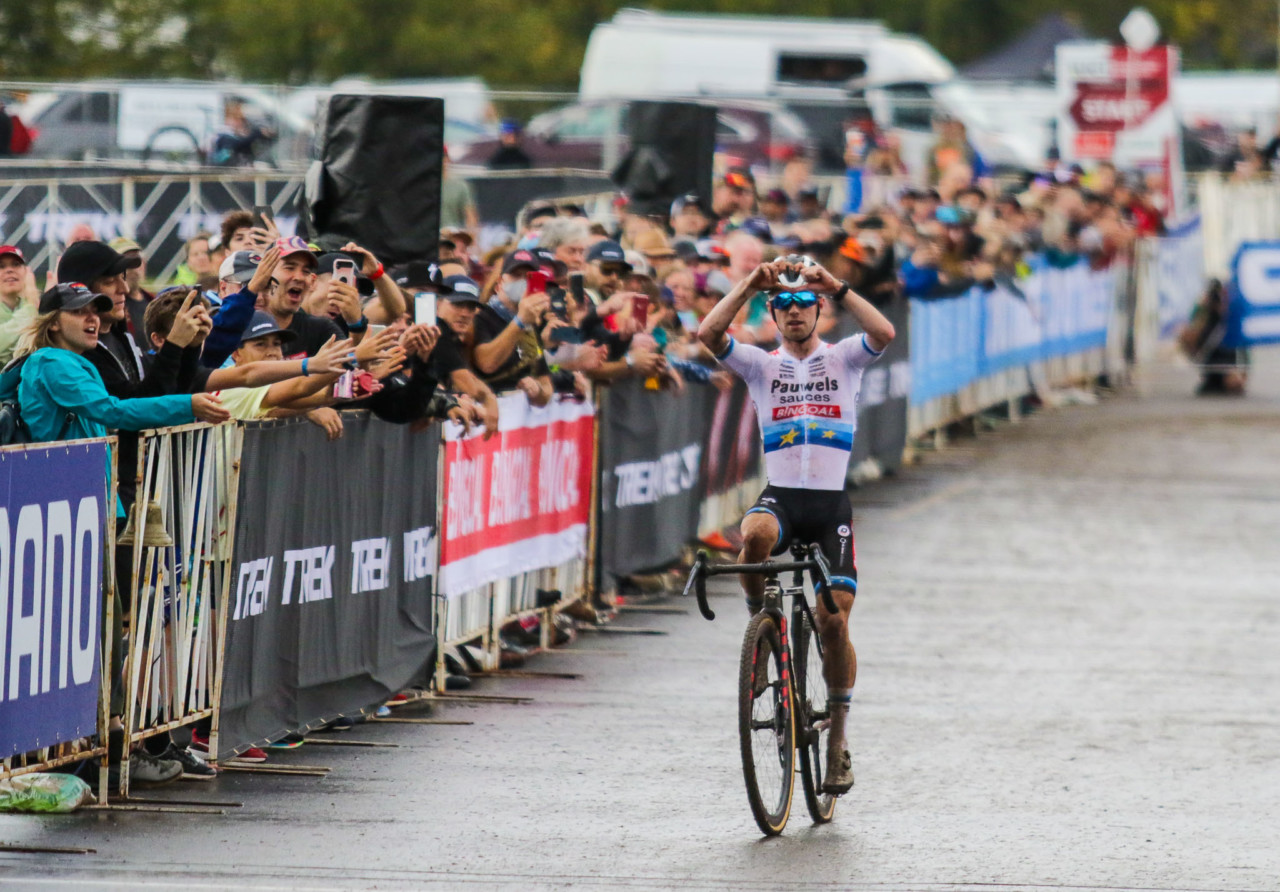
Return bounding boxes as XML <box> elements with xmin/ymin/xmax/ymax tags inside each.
<box><xmin>580</xmin><ymin>9</ymin><xmax>1040</xmax><ymax>173</ymax></box>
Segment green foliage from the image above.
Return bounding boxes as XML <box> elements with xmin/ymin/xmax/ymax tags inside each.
<box><xmin>1</xmin><ymin>0</ymin><xmax>1276</xmax><ymax>85</ymax></box>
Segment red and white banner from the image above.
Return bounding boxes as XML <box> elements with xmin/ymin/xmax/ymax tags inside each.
<box><xmin>1056</xmin><ymin>42</ymin><xmax>1183</xmax><ymax>217</ymax></box>
<box><xmin>439</xmin><ymin>394</ymin><xmax>595</xmax><ymax>597</ymax></box>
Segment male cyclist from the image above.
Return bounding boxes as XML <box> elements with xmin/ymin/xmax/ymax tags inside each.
<box><xmin>697</xmin><ymin>256</ymin><xmax>895</xmax><ymax>795</ymax></box>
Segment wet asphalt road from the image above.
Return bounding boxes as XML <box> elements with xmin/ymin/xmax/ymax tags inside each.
<box><xmin>2</xmin><ymin>354</ymin><xmax>1279</xmax><ymax>892</ymax></box>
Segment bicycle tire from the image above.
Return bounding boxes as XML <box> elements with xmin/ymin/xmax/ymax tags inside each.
<box><xmin>738</xmin><ymin>611</ymin><xmax>796</xmax><ymax>836</ymax></box>
<box><xmin>794</xmin><ymin>605</ymin><xmax>837</xmax><ymax>823</ymax></box>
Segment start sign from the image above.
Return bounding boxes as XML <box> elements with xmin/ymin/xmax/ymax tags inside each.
<box><xmin>1056</xmin><ymin>41</ymin><xmax>1182</xmax><ymax>215</ymax></box>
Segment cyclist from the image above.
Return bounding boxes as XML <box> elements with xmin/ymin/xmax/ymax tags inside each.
<box><xmin>697</xmin><ymin>256</ymin><xmax>895</xmax><ymax>795</ymax></box>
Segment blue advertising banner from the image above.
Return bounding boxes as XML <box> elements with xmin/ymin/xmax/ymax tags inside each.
<box><xmin>1226</xmin><ymin>242</ymin><xmax>1280</xmax><ymax>348</ymax></box>
<box><xmin>0</xmin><ymin>441</ymin><xmax>109</xmax><ymax>758</ymax></box>
<box><xmin>909</xmin><ymin>259</ymin><xmax>1114</xmax><ymax>404</ymax></box>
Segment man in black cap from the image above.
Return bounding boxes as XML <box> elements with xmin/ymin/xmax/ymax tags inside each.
<box><xmin>433</xmin><ymin>273</ymin><xmax>500</xmax><ymax>436</ymax></box>
<box><xmin>585</xmin><ymin>239</ymin><xmax>632</xmax><ymax>305</ymax></box>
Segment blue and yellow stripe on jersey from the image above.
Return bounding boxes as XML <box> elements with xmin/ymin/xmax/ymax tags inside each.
<box><xmin>761</xmin><ymin>417</ymin><xmax>854</xmax><ymax>453</ymax></box>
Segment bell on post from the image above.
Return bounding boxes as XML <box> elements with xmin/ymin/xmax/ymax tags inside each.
<box><xmin>116</xmin><ymin>499</ymin><xmax>174</xmax><ymax>548</ymax></box>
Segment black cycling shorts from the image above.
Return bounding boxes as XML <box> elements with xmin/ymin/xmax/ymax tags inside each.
<box><xmin>745</xmin><ymin>485</ymin><xmax>857</xmax><ymax>592</ymax></box>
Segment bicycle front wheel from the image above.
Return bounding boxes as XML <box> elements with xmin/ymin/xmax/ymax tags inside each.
<box><xmin>794</xmin><ymin>606</ymin><xmax>836</xmax><ymax>823</ymax></box>
<box><xmin>738</xmin><ymin>612</ymin><xmax>796</xmax><ymax>836</ymax></box>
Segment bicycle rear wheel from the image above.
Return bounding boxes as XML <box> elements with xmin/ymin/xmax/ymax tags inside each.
<box><xmin>794</xmin><ymin>606</ymin><xmax>836</xmax><ymax>823</ymax></box>
<box><xmin>738</xmin><ymin>612</ymin><xmax>796</xmax><ymax>836</ymax></box>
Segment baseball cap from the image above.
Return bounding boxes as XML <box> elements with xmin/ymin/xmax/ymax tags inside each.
<box><xmin>239</xmin><ymin>310</ymin><xmax>298</xmax><ymax>345</ymax></box>
<box><xmin>218</xmin><ymin>249</ymin><xmax>262</xmax><ymax>284</ymax></box>
<box><xmin>798</xmin><ymin>186</ymin><xmax>820</xmax><ymax>200</ymax></box>
<box><xmin>0</xmin><ymin>245</ymin><xmax>25</xmax><ymax>263</ymax></box>
<box><xmin>58</xmin><ymin>241</ymin><xmax>141</xmax><ymax>286</ymax></box>
<box><xmin>108</xmin><ymin>236</ymin><xmax>142</xmax><ymax>255</ymax></box>
<box><xmin>723</xmin><ymin>169</ymin><xmax>753</xmax><ymax>191</ymax></box>
<box><xmin>274</xmin><ymin>236</ymin><xmax>317</xmax><ymax>264</ymax></box>
<box><xmin>763</xmin><ymin>188</ymin><xmax>789</xmax><ymax>204</ymax></box>
<box><xmin>738</xmin><ymin>217</ymin><xmax>773</xmax><ymax>243</ymax></box>
<box><xmin>586</xmin><ymin>240</ymin><xmax>630</xmax><ymax>269</ymax></box>
<box><xmin>38</xmin><ymin>282</ymin><xmax>113</xmax><ymax>314</ymax></box>
<box><xmin>441</xmin><ymin>274</ymin><xmax>483</xmax><ymax>305</ymax></box>
<box><xmin>501</xmin><ymin>249</ymin><xmax>540</xmax><ymax>275</ymax></box>
<box><xmin>531</xmin><ymin>248</ymin><xmax>568</xmax><ymax>279</ymax></box>
<box><xmin>671</xmin><ymin>193</ymin><xmax>706</xmax><ymax>216</ymax></box>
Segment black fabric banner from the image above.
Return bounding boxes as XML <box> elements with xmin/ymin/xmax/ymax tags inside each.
<box><xmin>219</xmin><ymin>414</ymin><xmax>438</xmax><ymax>758</ymax></box>
<box><xmin>597</xmin><ymin>378</ymin><xmax>716</xmax><ymax>580</ymax></box>
<box><xmin>845</xmin><ymin>293</ymin><xmax>911</xmax><ymax>476</ymax></box>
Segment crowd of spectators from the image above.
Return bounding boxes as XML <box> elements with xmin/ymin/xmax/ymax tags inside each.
<box><xmin>0</xmin><ymin>116</ymin><xmax>1184</xmax><ymax>786</ymax></box>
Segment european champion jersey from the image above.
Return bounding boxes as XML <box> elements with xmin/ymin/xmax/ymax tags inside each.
<box><xmin>717</xmin><ymin>334</ymin><xmax>883</xmax><ymax>491</ymax></box>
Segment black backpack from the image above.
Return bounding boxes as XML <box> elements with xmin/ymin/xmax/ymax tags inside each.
<box><xmin>0</xmin><ymin>355</ymin><xmax>73</xmax><ymax>445</ymax></box>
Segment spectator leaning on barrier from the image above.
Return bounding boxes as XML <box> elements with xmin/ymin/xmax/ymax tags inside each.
<box><xmin>143</xmin><ymin>289</ymin><xmax>349</xmax><ymax>397</ymax></box>
<box><xmin>210</xmin><ymin>311</ymin><xmax>362</xmax><ymax>423</ymax></box>
<box><xmin>0</xmin><ymin>245</ymin><xmax>37</xmax><ymax>365</ymax></box>
<box><xmin>430</xmin><ymin>271</ymin><xmax>501</xmax><ymax>437</ymax></box>
<box><xmin>472</xmin><ymin>249</ymin><xmax>554</xmax><ymax>404</ymax></box>
<box><xmin>0</xmin><ymin>284</ymin><xmax>228</xmax><ymax>441</ymax></box>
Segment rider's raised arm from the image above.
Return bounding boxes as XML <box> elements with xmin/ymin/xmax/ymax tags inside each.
<box><xmin>698</xmin><ymin>262</ymin><xmax>777</xmax><ymax>357</ymax></box>
<box><xmin>803</xmin><ymin>264</ymin><xmax>895</xmax><ymax>354</ymax></box>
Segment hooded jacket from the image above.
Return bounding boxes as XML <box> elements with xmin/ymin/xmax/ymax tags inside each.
<box><xmin>0</xmin><ymin>346</ymin><xmax>193</xmax><ymax>443</ymax></box>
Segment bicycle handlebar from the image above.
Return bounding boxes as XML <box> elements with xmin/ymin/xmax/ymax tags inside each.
<box><xmin>682</xmin><ymin>544</ymin><xmax>839</xmax><ymax>620</ymax></box>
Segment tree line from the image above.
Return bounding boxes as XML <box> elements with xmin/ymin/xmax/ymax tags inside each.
<box><xmin>1</xmin><ymin>0</ymin><xmax>1274</xmax><ymax>86</ymax></box>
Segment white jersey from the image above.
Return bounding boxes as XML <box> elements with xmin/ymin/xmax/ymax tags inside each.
<box><xmin>717</xmin><ymin>334</ymin><xmax>883</xmax><ymax>491</ymax></box>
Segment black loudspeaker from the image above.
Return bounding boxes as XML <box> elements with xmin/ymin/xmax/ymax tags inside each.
<box><xmin>611</xmin><ymin>101</ymin><xmax>716</xmax><ymax>217</ymax></box>
<box><xmin>299</xmin><ymin>94</ymin><xmax>443</xmax><ymax>267</ymax></box>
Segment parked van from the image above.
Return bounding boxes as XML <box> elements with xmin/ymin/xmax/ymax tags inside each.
<box><xmin>580</xmin><ymin>9</ymin><xmax>1041</xmax><ymax>173</ymax></box>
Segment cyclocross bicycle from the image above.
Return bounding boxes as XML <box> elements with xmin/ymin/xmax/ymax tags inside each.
<box><xmin>683</xmin><ymin>542</ymin><xmax>840</xmax><ymax>836</ymax></box>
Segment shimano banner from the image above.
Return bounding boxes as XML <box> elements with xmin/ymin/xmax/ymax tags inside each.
<box><xmin>219</xmin><ymin>415</ymin><xmax>438</xmax><ymax>758</ymax></box>
<box><xmin>1226</xmin><ymin>242</ymin><xmax>1280</xmax><ymax>347</ymax></box>
<box><xmin>599</xmin><ymin>379</ymin><xmax>716</xmax><ymax>579</ymax></box>
<box><xmin>0</xmin><ymin>441</ymin><xmax>109</xmax><ymax>758</ymax></box>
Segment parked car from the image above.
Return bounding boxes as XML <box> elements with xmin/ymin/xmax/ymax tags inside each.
<box><xmin>17</xmin><ymin>81</ymin><xmax>311</xmax><ymax>166</ymax></box>
<box><xmin>454</xmin><ymin>99</ymin><xmax>812</xmax><ymax>173</ymax></box>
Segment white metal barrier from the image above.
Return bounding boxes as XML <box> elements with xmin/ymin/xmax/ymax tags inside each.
<box><xmin>119</xmin><ymin>422</ymin><xmax>242</xmax><ymax>794</ymax></box>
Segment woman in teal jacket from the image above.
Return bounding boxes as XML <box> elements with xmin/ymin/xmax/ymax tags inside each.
<box><xmin>0</xmin><ymin>283</ymin><xmax>228</xmax><ymax>440</ymax></box>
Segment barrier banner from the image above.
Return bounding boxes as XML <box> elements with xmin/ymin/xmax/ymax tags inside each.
<box><xmin>1154</xmin><ymin>216</ymin><xmax>1204</xmax><ymax>338</ymax></box>
<box><xmin>845</xmin><ymin>294</ymin><xmax>911</xmax><ymax>473</ymax></box>
<box><xmin>1</xmin><ymin>442</ymin><xmax>109</xmax><ymax>757</ymax></box>
<box><xmin>599</xmin><ymin>379</ymin><xmax>716</xmax><ymax>579</ymax></box>
<box><xmin>703</xmin><ymin>378</ymin><xmax>760</xmax><ymax>499</ymax></box>
<box><xmin>1225</xmin><ymin>241</ymin><xmax>1280</xmax><ymax>347</ymax></box>
<box><xmin>439</xmin><ymin>394</ymin><xmax>594</xmax><ymax>597</ymax></box>
<box><xmin>911</xmin><ymin>259</ymin><xmax>1115</xmax><ymax>404</ymax></box>
<box><xmin>219</xmin><ymin>415</ymin><xmax>438</xmax><ymax>757</ymax></box>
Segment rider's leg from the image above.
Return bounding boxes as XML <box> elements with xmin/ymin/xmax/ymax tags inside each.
<box><xmin>817</xmin><ymin>584</ymin><xmax>857</xmax><ymax>793</ymax></box>
<box><xmin>739</xmin><ymin>510</ymin><xmax>780</xmax><ymax>614</ymax></box>
<box><xmin>816</xmin><ymin>585</ymin><xmax>856</xmax><ymax>741</ymax></box>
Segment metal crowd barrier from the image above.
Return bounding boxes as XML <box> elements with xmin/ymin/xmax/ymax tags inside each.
<box><xmin>118</xmin><ymin>422</ymin><xmax>243</xmax><ymax>795</ymax></box>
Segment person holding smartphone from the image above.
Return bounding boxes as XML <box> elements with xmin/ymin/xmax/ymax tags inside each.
<box><xmin>469</xmin><ymin>253</ymin><xmax>554</xmax><ymax>404</ymax></box>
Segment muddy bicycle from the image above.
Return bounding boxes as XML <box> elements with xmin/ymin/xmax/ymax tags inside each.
<box><xmin>683</xmin><ymin>542</ymin><xmax>840</xmax><ymax>836</ymax></box>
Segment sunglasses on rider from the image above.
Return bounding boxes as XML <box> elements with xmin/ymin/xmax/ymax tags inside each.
<box><xmin>768</xmin><ymin>291</ymin><xmax>819</xmax><ymax>311</ymax></box>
